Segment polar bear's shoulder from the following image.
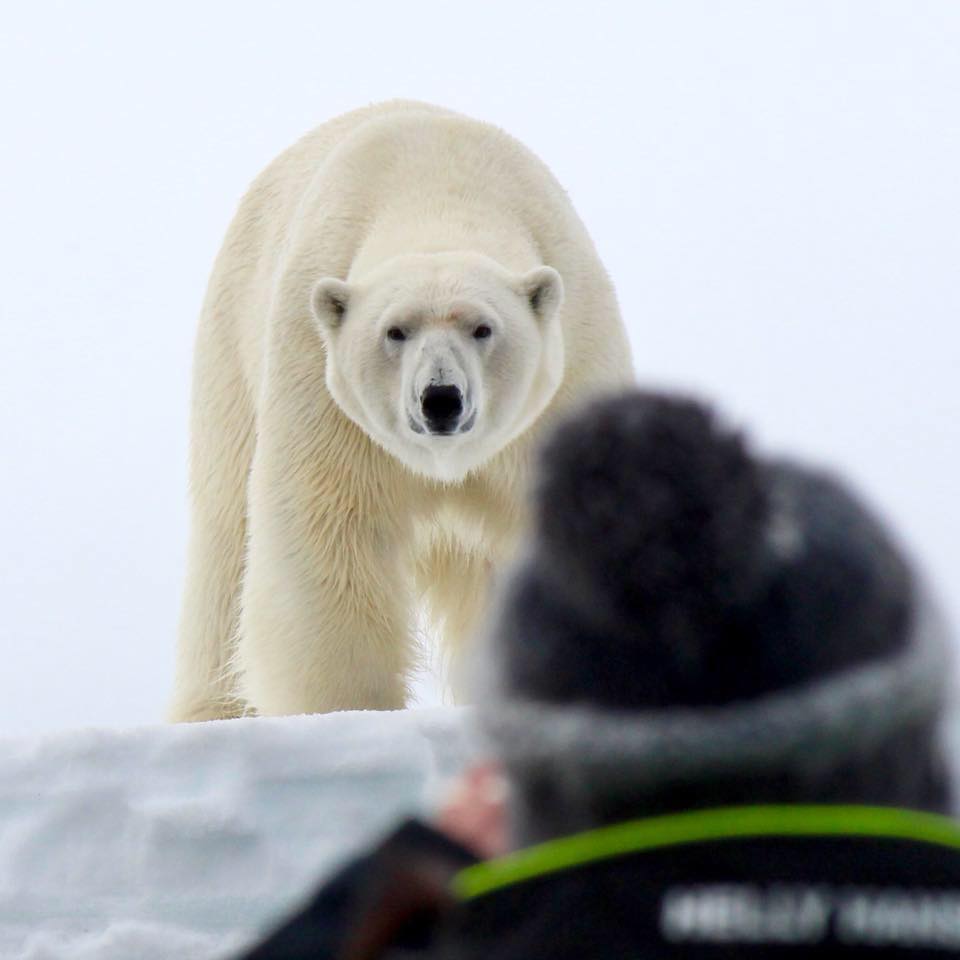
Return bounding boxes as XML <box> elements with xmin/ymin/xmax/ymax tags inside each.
<box><xmin>231</xmin><ymin>101</ymin><xmax>463</xmax><ymax>224</ymax></box>
<box><xmin>263</xmin><ymin>101</ymin><xmax>457</xmax><ymax>178</ymax></box>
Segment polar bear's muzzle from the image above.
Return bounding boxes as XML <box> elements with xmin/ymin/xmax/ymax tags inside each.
<box><xmin>405</xmin><ymin>334</ymin><xmax>478</xmax><ymax>439</ymax></box>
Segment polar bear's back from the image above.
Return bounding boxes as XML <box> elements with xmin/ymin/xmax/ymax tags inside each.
<box><xmin>240</xmin><ymin>100</ymin><xmax>586</xmax><ymax>264</ymax></box>
<box><xmin>242</xmin><ymin>100</ymin><xmax>455</xmax><ymax>225</ymax></box>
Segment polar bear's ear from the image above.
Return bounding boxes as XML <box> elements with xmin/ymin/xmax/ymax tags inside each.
<box><xmin>519</xmin><ymin>266</ymin><xmax>564</xmax><ymax>322</ymax></box>
<box><xmin>311</xmin><ymin>278</ymin><xmax>352</xmax><ymax>332</ymax></box>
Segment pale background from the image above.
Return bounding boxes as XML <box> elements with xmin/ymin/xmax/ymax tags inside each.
<box><xmin>1</xmin><ymin>1</ymin><xmax>957</xmax><ymax>735</ymax></box>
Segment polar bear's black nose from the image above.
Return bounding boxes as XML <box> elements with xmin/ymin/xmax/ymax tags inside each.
<box><xmin>421</xmin><ymin>385</ymin><xmax>463</xmax><ymax>433</ymax></box>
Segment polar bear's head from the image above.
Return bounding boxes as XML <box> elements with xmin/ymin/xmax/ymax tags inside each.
<box><xmin>311</xmin><ymin>252</ymin><xmax>565</xmax><ymax>482</ymax></box>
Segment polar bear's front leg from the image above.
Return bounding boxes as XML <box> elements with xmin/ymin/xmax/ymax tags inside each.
<box><xmin>169</xmin><ymin>326</ymin><xmax>255</xmax><ymax>723</ymax></box>
<box><xmin>236</xmin><ymin>448</ymin><xmax>413</xmax><ymax>715</ymax></box>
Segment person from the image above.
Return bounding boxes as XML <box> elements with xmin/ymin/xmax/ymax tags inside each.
<box><xmin>238</xmin><ymin>391</ymin><xmax>958</xmax><ymax>960</ymax></box>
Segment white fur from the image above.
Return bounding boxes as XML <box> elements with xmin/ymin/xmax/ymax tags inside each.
<box><xmin>169</xmin><ymin>101</ymin><xmax>634</xmax><ymax>721</ymax></box>
<box><xmin>313</xmin><ymin>252</ymin><xmax>565</xmax><ymax>482</ymax></box>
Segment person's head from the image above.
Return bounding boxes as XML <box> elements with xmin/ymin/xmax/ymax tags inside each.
<box><xmin>471</xmin><ymin>391</ymin><xmax>953</xmax><ymax>848</ymax></box>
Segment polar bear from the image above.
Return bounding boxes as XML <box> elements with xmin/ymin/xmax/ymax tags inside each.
<box><xmin>169</xmin><ymin>101</ymin><xmax>634</xmax><ymax>722</ymax></box>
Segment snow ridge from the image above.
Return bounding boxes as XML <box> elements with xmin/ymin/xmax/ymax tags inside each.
<box><xmin>0</xmin><ymin>708</ymin><xmax>473</xmax><ymax>959</ymax></box>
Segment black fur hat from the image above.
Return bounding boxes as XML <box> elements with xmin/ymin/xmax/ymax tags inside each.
<box><xmin>478</xmin><ymin>391</ymin><xmax>954</xmax><ymax>839</ymax></box>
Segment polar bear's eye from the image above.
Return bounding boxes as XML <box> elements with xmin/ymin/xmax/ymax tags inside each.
<box><xmin>386</xmin><ymin>327</ymin><xmax>407</xmax><ymax>342</ymax></box>
<box><xmin>473</xmin><ymin>324</ymin><xmax>492</xmax><ymax>340</ymax></box>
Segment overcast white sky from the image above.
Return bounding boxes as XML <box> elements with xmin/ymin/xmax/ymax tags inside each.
<box><xmin>1</xmin><ymin>2</ymin><xmax>957</xmax><ymax>735</ymax></box>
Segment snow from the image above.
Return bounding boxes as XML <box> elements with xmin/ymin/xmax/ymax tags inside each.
<box><xmin>0</xmin><ymin>708</ymin><xmax>475</xmax><ymax>960</ymax></box>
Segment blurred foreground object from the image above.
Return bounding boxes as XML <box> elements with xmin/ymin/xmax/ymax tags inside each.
<box><xmin>240</xmin><ymin>390</ymin><xmax>958</xmax><ymax>960</ymax></box>
<box><xmin>482</xmin><ymin>390</ymin><xmax>953</xmax><ymax>836</ymax></box>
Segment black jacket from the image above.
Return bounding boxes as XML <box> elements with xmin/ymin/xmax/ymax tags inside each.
<box><xmin>239</xmin><ymin>805</ymin><xmax>960</xmax><ymax>960</ymax></box>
